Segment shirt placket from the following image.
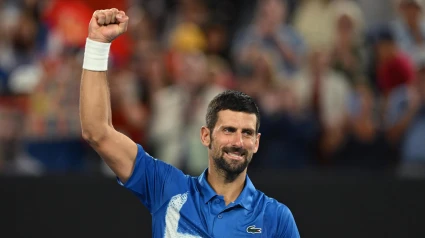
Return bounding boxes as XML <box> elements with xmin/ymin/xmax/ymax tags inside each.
<box><xmin>210</xmin><ymin>197</ymin><xmax>242</xmax><ymax>237</ymax></box>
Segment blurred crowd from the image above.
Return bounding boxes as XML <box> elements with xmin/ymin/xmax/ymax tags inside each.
<box><xmin>0</xmin><ymin>0</ymin><xmax>424</xmax><ymax>178</ymax></box>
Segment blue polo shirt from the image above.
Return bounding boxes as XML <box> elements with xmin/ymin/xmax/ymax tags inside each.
<box><xmin>118</xmin><ymin>144</ymin><xmax>300</xmax><ymax>238</ymax></box>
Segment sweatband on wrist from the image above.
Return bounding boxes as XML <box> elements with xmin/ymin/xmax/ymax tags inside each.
<box><xmin>82</xmin><ymin>38</ymin><xmax>111</xmax><ymax>71</ymax></box>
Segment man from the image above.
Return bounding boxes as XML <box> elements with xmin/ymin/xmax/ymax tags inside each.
<box><xmin>80</xmin><ymin>8</ymin><xmax>300</xmax><ymax>237</ymax></box>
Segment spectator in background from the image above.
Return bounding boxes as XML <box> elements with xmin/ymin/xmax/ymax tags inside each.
<box><xmin>256</xmin><ymin>82</ymin><xmax>320</xmax><ymax>169</ymax></box>
<box><xmin>232</xmin><ymin>49</ymin><xmax>319</xmax><ymax>169</ymax></box>
<box><xmin>204</xmin><ymin>22</ymin><xmax>235</xmax><ymax>89</ymax></box>
<box><xmin>207</xmin><ymin>55</ymin><xmax>235</xmax><ymax>89</ymax></box>
<box><xmin>149</xmin><ymin>51</ymin><xmax>225</xmax><ymax>175</ymax></box>
<box><xmin>0</xmin><ymin>2</ymin><xmax>47</xmax><ymax>94</ymax></box>
<box><xmin>331</xmin><ymin>85</ymin><xmax>395</xmax><ymax>168</ymax></box>
<box><xmin>392</xmin><ymin>0</ymin><xmax>425</xmax><ymax>66</ymax></box>
<box><xmin>162</xmin><ymin>0</ymin><xmax>209</xmax><ymax>50</ymax></box>
<box><xmin>15</xmin><ymin>48</ymin><xmax>87</xmax><ymax>174</ymax></box>
<box><xmin>292</xmin><ymin>47</ymin><xmax>351</xmax><ymax>162</ymax></box>
<box><xmin>205</xmin><ymin>22</ymin><xmax>229</xmax><ymax>59</ymax></box>
<box><xmin>165</xmin><ymin>13</ymin><xmax>208</xmax><ymax>82</ymax></box>
<box><xmin>386</xmin><ymin>60</ymin><xmax>425</xmax><ymax>178</ymax></box>
<box><xmin>330</xmin><ymin>0</ymin><xmax>368</xmax><ymax>88</ymax></box>
<box><xmin>324</xmin><ymin>1</ymin><xmax>394</xmax><ymax>168</ymax></box>
<box><xmin>293</xmin><ymin>0</ymin><xmax>335</xmax><ymax>50</ymax></box>
<box><xmin>236</xmin><ymin>50</ymin><xmax>277</xmax><ymax>101</ymax></box>
<box><xmin>126</xmin><ymin>6</ymin><xmax>157</xmax><ymax>56</ymax></box>
<box><xmin>126</xmin><ymin>6</ymin><xmax>171</xmax><ymax>106</ymax></box>
<box><xmin>132</xmin><ymin>45</ymin><xmax>171</xmax><ymax>108</ymax></box>
<box><xmin>108</xmin><ymin>69</ymin><xmax>149</xmax><ymax>147</ymax></box>
<box><xmin>374</xmin><ymin>26</ymin><xmax>416</xmax><ymax>97</ymax></box>
<box><xmin>1</xmin><ymin>0</ymin><xmax>424</xmax><ymax>176</ymax></box>
<box><xmin>232</xmin><ymin>0</ymin><xmax>306</xmax><ymax>80</ymax></box>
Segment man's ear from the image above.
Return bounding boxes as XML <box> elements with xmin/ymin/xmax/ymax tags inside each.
<box><xmin>200</xmin><ymin>126</ymin><xmax>211</xmax><ymax>147</ymax></box>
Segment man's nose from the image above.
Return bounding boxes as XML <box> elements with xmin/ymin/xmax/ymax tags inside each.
<box><xmin>231</xmin><ymin>132</ymin><xmax>243</xmax><ymax>147</ymax></box>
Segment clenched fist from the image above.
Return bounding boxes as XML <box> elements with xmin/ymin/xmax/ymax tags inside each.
<box><xmin>88</xmin><ymin>8</ymin><xmax>129</xmax><ymax>43</ymax></box>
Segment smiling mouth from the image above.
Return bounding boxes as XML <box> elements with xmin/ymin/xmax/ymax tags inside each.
<box><xmin>224</xmin><ymin>151</ymin><xmax>245</xmax><ymax>160</ymax></box>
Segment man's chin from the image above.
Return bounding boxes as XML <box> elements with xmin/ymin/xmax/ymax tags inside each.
<box><xmin>213</xmin><ymin>156</ymin><xmax>249</xmax><ymax>182</ymax></box>
<box><xmin>214</xmin><ymin>154</ymin><xmax>249</xmax><ymax>171</ymax></box>
<box><xmin>225</xmin><ymin>159</ymin><xmax>244</xmax><ymax>168</ymax></box>
<box><xmin>224</xmin><ymin>160</ymin><xmax>248</xmax><ymax>173</ymax></box>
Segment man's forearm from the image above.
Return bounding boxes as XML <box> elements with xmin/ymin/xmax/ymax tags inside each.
<box><xmin>80</xmin><ymin>70</ymin><xmax>112</xmax><ymax>143</ymax></box>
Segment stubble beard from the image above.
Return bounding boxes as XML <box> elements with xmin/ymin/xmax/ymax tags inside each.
<box><xmin>209</xmin><ymin>136</ymin><xmax>252</xmax><ymax>183</ymax></box>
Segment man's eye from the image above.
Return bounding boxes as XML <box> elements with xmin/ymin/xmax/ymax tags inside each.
<box><xmin>243</xmin><ymin>131</ymin><xmax>253</xmax><ymax>136</ymax></box>
<box><xmin>223</xmin><ymin>128</ymin><xmax>233</xmax><ymax>133</ymax></box>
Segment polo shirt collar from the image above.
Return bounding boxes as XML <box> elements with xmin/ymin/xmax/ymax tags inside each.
<box><xmin>197</xmin><ymin>169</ymin><xmax>256</xmax><ymax>211</ymax></box>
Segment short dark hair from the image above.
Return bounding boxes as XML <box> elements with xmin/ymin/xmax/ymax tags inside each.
<box><xmin>206</xmin><ymin>90</ymin><xmax>260</xmax><ymax>133</ymax></box>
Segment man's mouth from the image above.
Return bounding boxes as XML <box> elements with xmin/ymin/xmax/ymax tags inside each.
<box><xmin>224</xmin><ymin>150</ymin><xmax>245</xmax><ymax>161</ymax></box>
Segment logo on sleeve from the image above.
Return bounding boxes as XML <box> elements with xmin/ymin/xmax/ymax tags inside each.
<box><xmin>246</xmin><ymin>225</ymin><xmax>262</xmax><ymax>234</ymax></box>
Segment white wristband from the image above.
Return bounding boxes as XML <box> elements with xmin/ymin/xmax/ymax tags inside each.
<box><xmin>82</xmin><ymin>38</ymin><xmax>111</xmax><ymax>71</ymax></box>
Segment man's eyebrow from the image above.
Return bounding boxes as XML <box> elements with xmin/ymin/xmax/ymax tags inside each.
<box><xmin>242</xmin><ymin>128</ymin><xmax>255</xmax><ymax>131</ymax></box>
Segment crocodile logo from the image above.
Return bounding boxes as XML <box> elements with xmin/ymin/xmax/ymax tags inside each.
<box><xmin>246</xmin><ymin>225</ymin><xmax>262</xmax><ymax>234</ymax></box>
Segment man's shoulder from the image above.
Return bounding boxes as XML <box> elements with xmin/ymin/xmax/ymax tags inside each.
<box><xmin>254</xmin><ymin>190</ymin><xmax>293</xmax><ymax>216</ymax></box>
<box><xmin>255</xmin><ymin>190</ymin><xmax>300</xmax><ymax>236</ymax></box>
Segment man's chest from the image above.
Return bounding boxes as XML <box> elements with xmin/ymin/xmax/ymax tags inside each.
<box><xmin>157</xmin><ymin>192</ymin><xmax>272</xmax><ymax>238</ymax></box>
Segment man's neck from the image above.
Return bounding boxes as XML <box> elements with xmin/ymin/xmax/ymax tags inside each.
<box><xmin>206</xmin><ymin>168</ymin><xmax>246</xmax><ymax>206</ymax></box>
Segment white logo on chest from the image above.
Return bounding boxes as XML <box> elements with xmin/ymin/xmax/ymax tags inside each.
<box><xmin>164</xmin><ymin>192</ymin><xmax>202</xmax><ymax>238</ymax></box>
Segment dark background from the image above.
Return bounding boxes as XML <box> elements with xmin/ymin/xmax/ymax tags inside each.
<box><xmin>2</xmin><ymin>169</ymin><xmax>425</xmax><ymax>238</ymax></box>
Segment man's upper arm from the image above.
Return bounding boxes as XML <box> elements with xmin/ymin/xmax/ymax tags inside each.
<box><xmin>90</xmin><ymin>127</ymin><xmax>138</xmax><ymax>183</ymax></box>
<box><xmin>276</xmin><ymin>205</ymin><xmax>300</xmax><ymax>238</ymax></box>
<box><xmin>117</xmin><ymin>143</ymin><xmax>187</xmax><ymax>213</ymax></box>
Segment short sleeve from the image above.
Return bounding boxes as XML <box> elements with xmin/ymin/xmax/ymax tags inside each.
<box><xmin>276</xmin><ymin>206</ymin><xmax>300</xmax><ymax>238</ymax></box>
<box><xmin>117</xmin><ymin>144</ymin><xmax>187</xmax><ymax>213</ymax></box>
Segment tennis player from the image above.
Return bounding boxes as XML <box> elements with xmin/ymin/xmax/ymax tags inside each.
<box><xmin>80</xmin><ymin>8</ymin><xmax>300</xmax><ymax>238</ymax></box>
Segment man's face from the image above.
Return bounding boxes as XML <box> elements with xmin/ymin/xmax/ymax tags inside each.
<box><xmin>203</xmin><ymin>110</ymin><xmax>260</xmax><ymax>181</ymax></box>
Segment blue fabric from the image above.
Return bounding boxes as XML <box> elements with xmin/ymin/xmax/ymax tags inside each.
<box><xmin>386</xmin><ymin>86</ymin><xmax>425</xmax><ymax>161</ymax></box>
<box><xmin>118</xmin><ymin>144</ymin><xmax>300</xmax><ymax>238</ymax></box>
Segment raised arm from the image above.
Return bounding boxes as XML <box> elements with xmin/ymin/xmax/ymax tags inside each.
<box><xmin>80</xmin><ymin>8</ymin><xmax>137</xmax><ymax>183</ymax></box>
